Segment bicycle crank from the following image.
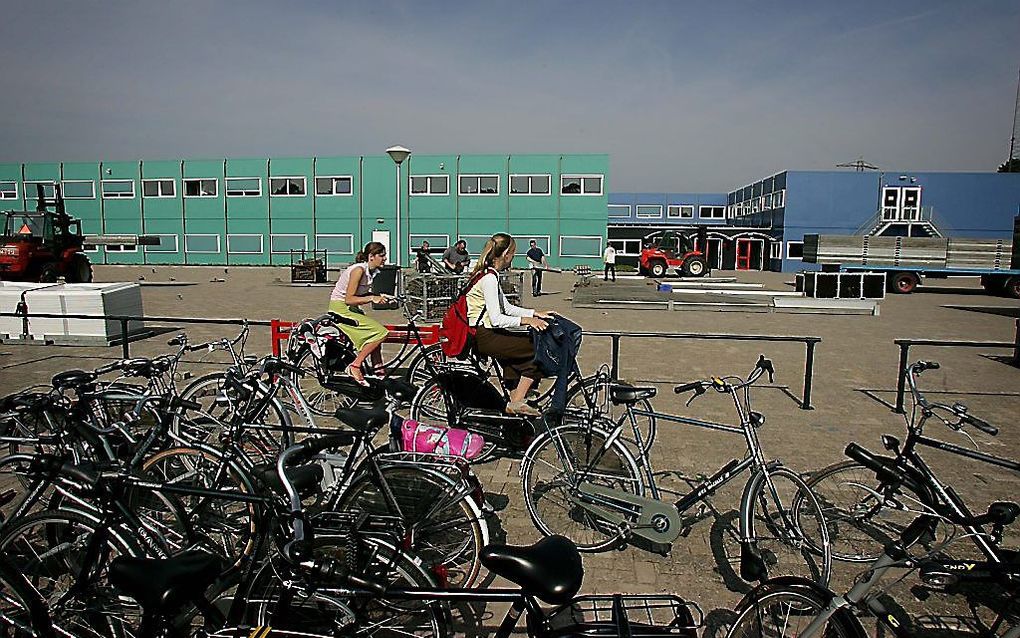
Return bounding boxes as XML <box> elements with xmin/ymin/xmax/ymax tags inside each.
<box><xmin>573</xmin><ymin>482</ymin><xmax>682</xmax><ymax>545</ymax></box>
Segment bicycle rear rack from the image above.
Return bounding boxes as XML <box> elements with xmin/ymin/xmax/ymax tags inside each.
<box><xmin>546</xmin><ymin>594</ymin><xmax>702</xmax><ymax>637</ymax></box>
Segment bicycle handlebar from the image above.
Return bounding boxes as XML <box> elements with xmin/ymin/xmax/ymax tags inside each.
<box><xmin>905</xmin><ymin>360</ymin><xmax>1000</xmax><ymax>436</ymax></box>
<box><xmin>844</xmin><ymin>442</ymin><xmax>909</xmax><ymax>485</ymax></box>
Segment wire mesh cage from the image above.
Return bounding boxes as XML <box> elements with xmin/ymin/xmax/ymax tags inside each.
<box><xmin>403</xmin><ymin>271</ymin><xmax>524</xmax><ymax>323</ymax></box>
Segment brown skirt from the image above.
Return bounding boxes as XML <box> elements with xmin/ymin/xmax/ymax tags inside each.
<box><xmin>474</xmin><ymin>326</ymin><xmax>541</xmax><ymax>384</ymax></box>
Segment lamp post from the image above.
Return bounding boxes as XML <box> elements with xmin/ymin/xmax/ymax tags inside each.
<box><xmin>386</xmin><ymin>145</ymin><xmax>411</xmax><ymax>267</ymax></box>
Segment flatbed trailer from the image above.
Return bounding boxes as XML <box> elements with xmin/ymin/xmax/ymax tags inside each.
<box><xmin>837</xmin><ymin>263</ymin><xmax>1020</xmax><ymax>297</ymax></box>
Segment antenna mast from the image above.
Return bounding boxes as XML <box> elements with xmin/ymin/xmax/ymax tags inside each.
<box><xmin>1008</xmin><ymin>66</ymin><xmax>1020</xmax><ymax>172</ymax></box>
<box><xmin>836</xmin><ymin>157</ymin><xmax>880</xmax><ymax>172</ymax></box>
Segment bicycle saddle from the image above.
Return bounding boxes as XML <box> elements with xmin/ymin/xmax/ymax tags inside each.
<box><xmin>480</xmin><ymin>535</ymin><xmax>583</xmax><ymax>605</ymax></box>
<box><xmin>382</xmin><ymin>378</ymin><xmax>419</xmax><ymax>403</ymax></box>
<box><xmin>51</xmin><ymin>369</ymin><xmax>96</xmax><ymax>390</ymax></box>
<box><xmin>334</xmin><ymin>403</ymin><xmax>389</xmax><ymax>433</ymax></box>
<box><xmin>610</xmin><ymin>384</ymin><xmax>657</xmax><ymax>405</ymax></box>
<box><xmin>109</xmin><ymin>550</ymin><xmax>222</xmax><ymax>612</ymax></box>
<box><xmin>254</xmin><ymin>463</ymin><xmax>324</xmax><ymax>497</ymax></box>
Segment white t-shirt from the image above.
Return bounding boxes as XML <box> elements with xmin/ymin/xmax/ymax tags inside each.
<box><xmin>465</xmin><ymin>271</ymin><xmax>535</xmax><ymax>329</ymax></box>
<box><xmin>603</xmin><ymin>246</ymin><xmax>616</xmax><ymax>264</ymax></box>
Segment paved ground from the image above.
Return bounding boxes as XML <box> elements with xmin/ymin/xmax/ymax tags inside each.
<box><xmin>2</xmin><ymin>265</ymin><xmax>1019</xmax><ymax>635</ymax></box>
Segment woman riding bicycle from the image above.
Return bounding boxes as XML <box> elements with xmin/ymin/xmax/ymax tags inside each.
<box><xmin>466</xmin><ymin>233</ymin><xmax>555</xmax><ymax>416</ymax></box>
<box><xmin>328</xmin><ymin>241</ymin><xmax>391</xmax><ymax>386</ymax></box>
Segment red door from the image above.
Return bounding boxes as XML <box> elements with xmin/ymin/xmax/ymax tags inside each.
<box><xmin>736</xmin><ymin>239</ymin><xmax>752</xmax><ymax>270</ymax></box>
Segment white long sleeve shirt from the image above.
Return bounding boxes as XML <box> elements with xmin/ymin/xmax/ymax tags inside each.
<box><xmin>465</xmin><ymin>271</ymin><xmax>534</xmax><ymax>329</ymax></box>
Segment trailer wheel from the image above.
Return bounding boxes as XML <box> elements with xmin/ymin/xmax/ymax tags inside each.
<box><xmin>980</xmin><ymin>275</ymin><xmax>1003</xmax><ymax>294</ymax></box>
<box><xmin>888</xmin><ymin>272</ymin><xmax>919</xmax><ymax>294</ymax></box>
<box><xmin>1004</xmin><ymin>277</ymin><xmax>1020</xmax><ymax>300</ymax></box>
<box><xmin>650</xmin><ymin>260</ymin><xmax>668</xmax><ymax>278</ymax></box>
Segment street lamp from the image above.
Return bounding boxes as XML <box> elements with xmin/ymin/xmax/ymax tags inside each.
<box><xmin>386</xmin><ymin>145</ymin><xmax>411</xmax><ymax>267</ymax></box>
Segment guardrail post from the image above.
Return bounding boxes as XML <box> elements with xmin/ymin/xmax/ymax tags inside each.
<box><xmin>801</xmin><ymin>340</ymin><xmax>816</xmax><ymax>410</ymax></box>
<box><xmin>610</xmin><ymin>334</ymin><xmax>621</xmax><ymax>380</ymax></box>
<box><xmin>1014</xmin><ymin>319</ymin><xmax>1019</xmax><ymax>367</ymax></box>
<box><xmin>894</xmin><ymin>342</ymin><xmax>910</xmax><ymax>414</ymax></box>
<box><xmin>120</xmin><ymin>319</ymin><xmax>130</xmax><ymax>358</ymax></box>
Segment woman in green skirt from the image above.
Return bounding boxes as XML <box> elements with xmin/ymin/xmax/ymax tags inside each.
<box><xmin>328</xmin><ymin>241</ymin><xmax>391</xmax><ymax>386</ymax></box>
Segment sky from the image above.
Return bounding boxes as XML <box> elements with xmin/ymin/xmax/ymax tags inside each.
<box><xmin>1</xmin><ymin>0</ymin><xmax>1018</xmax><ymax>192</ymax></box>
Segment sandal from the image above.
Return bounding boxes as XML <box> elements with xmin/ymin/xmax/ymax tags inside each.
<box><xmin>370</xmin><ymin>364</ymin><xmax>387</xmax><ymax>377</ymax></box>
<box><xmin>346</xmin><ymin>365</ymin><xmax>370</xmax><ymax>387</ymax></box>
<box><xmin>506</xmin><ymin>401</ymin><xmax>541</xmax><ymax>417</ymax></box>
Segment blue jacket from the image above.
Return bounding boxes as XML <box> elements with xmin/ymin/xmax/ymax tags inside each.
<box><xmin>531</xmin><ymin>316</ymin><xmax>583</xmax><ymax>414</ymax></box>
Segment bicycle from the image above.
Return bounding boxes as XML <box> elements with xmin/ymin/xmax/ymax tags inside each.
<box><xmin>520</xmin><ymin>355</ymin><xmax>832</xmax><ymax>587</ymax></box>
<box><xmin>726</xmin><ymin>464</ymin><xmax>1020</xmax><ymax>638</ymax></box>
<box><xmin>804</xmin><ymin>359</ymin><xmax>1017</xmax><ymax>563</ymax></box>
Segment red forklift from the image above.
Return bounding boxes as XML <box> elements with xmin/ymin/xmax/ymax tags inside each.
<box><xmin>638</xmin><ymin>228</ymin><xmax>709</xmax><ymax>278</ymax></box>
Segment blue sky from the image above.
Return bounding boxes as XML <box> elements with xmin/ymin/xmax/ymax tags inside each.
<box><xmin>1</xmin><ymin>0</ymin><xmax>1018</xmax><ymax>191</ymax></box>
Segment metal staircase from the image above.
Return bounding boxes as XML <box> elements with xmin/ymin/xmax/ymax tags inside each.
<box><xmin>855</xmin><ymin>206</ymin><xmax>945</xmax><ymax>238</ymax></box>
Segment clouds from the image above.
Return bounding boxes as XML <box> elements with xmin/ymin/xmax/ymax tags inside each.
<box><xmin>1</xmin><ymin>0</ymin><xmax>1017</xmax><ymax>191</ymax></box>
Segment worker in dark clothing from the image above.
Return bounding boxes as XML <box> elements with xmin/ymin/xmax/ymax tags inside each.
<box><xmin>526</xmin><ymin>239</ymin><xmax>548</xmax><ymax>296</ymax></box>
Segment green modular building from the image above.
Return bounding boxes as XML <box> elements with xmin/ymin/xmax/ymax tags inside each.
<box><xmin>0</xmin><ymin>154</ymin><xmax>608</xmax><ymax>268</ymax></box>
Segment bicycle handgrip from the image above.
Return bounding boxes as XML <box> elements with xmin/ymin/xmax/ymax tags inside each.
<box><xmin>673</xmin><ymin>382</ymin><xmax>703</xmax><ymax>394</ymax></box>
<box><xmin>963</xmin><ymin>414</ymin><xmax>998</xmax><ymax>436</ymax></box>
<box><xmin>171</xmin><ymin>396</ymin><xmax>202</xmax><ymax>412</ymax></box>
<box><xmin>913</xmin><ymin>360</ymin><xmax>940</xmax><ymax>372</ymax></box>
<box><xmin>844</xmin><ymin>443</ymin><xmax>907</xmax><ymax>485</ymax></box>
<box><xmin>286</xmin><ymin>434</ymin><xmax>357</xmax><ymax>466</ymax></box>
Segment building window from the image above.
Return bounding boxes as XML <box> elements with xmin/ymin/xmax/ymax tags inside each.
<box><xmin>184</xmin><ymin>179</ymin><xmax>218</xmax><ymax>198</ymax></box>
<box><xmin>409</xmin><ymin>234</ymin><xmax>450</xmax><ymax>253</ymax></box>
<box><xmin>225</xmin><ymin>177</ymin><xmax>262</xmax><ymax>197</ymax></box>
<box><xmin>559</xmin><ymin>235</ymin><xmax>603</xmax><ymax>257</ymax></box>
<box><xmin>608</xmin><ymin>239</ymin><xmax>641</xmax><ymax>256</ymax></box>
<box><xmin>101</xmin><ymin>180</ymin><xmax>135</xmax><ymax>199</ymax></box>
<box><xmin>184</xmin><ymin>234</ymin><xmax>220</xmax><ymax>253</ymax></box>
<box><xmin>786</xmin><ymin>241</ymin><xmax>804</xmax><ymax>260</ymax></box>
<box><xmin>608</xmin><ymin>204</ymin><xmax>631</xmax><ymax>218</ymax></box>
<box><xmin>459</xmin><ymin>235</ymin><xmax>492</xmax><ymax>255</ymax></box>
<box><xmin>509</xmin><ymin>174</ymin><xmax>551</xmax><ymax>195</ymax></box>
<box><xmin>699</xmin><ymin>205</ymin><xmax>725</xmax><ymax>219</ymax></box>
<box><xmin>24</xmin><ymin>181</ymin><xmax>55</xmax><ymax>200</ymax></box>
<box><xmin>315</xmin><ymin>234</ymin><xmax>354</xmax><ymax>255</ymax></box>
<box><xmin>144</xmin><ymin>234</ymin><xmax>179</xmax><ymax>253</ymax></box>
<box><xmin>226</xmin><ymin>234</ymin><xmax>264</xmax><ymax>254</ymax></box>
<box><xmin>0</xmin><ymin>181</ymin><xmax>16</xmax><ymax>199</ymax></box>
<box><xmin>636</xmin><ymin>205</ymin><xmax>662</xmax><ymax>219</ymax></box>
<box><xmin>410</xmin><ymin>175</ymin><xmax>449</xmax><ymax>196</ymax></box>
<box><xmin>459</xmin><ymin>174</ymin><xmax>499</xmax><ymax>195</ymax></box>
<box><xmin>773</xmin><ymin>190</ymin><xmax>784</xmax><ymax>208</ymax></box>
<box><xmin>666</xmin><ymin>205</ymin><xmax>683</xmax><ymax>219</ymax></box>
<box><xmin>315</xmin><ymin>176</ymin><xmax>353</xmax><ymax>196</ymax></box>
<box><xmin>769</xmin><ymin>241</ymin><xmax>782</xmax><ymax>259</ymax></box>
<box><xmin>61</xmin><ymin>180</ymin><xmax>95</xmax><ymax>199</ymax></box>
<box><xmin>270</xmin><ymin>234</ymin><xmax>307</xmax><ymax>253</ymax></box>
<box><xmin>763</xmin><ymin>193</ymin><xmax>773</xmax><ymax>210</ymax></box>
<box><xmin>522</xmin><ymin>235</ymin><xmax>551</xmax><ymax>254</ymax></box>
<box><xmin>143</xmin><ymin>179</ymin><xmax>176</xmax><ymax>198</ymax></box>
<box><xmin>104</xmin><ymin>243</ymin><xmax>137</xmax><ymax>253</ymax></box>
<box><xmin>560</xmin><ymin>175</ymin><xmax>603</xmax><ymax>195</ymax></box>
<box><xmin>270</xmin><ymin>177</ymin><xmax>306</xmax><ymax>197</ymax></box>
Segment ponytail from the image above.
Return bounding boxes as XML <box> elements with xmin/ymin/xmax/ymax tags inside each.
<box><xmin>471</xmin><ymin>233</ymin><xmax>515</xmax><ymax>275</ymax></box>
<box><xmin>356</xmin><ymin>241</ymin><xmax>386</xmax><ymax>263</ymax></box>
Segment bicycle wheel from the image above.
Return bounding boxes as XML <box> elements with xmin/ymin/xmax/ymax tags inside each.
<box><xmin>336</xmin><ymin>464</ymin><xmax>486</xmax><ymax>588</ymax></box>
<box><xmin>405</xmin><ymin>343</ymin><xmax>448</xmax><ymax>387</ymax></box>
<box><xmin>408</xmin><ymin>377</ymin><xmax>501</xmax><ymax>464</ymax></box>
<box><xmin>0</xmin><ymin>556</ymin><xmax>53</xmax><ymax>637</ymax></box>
<box><xmin>140</xmin><ymin>446</ymin><xmax>258</xmax><ymax>569</ymax></box>
<box><xmin>248</xmin><ymin>535</ymin><xmax>446</xmax><ymax>638</ymax></box>
<box><xmin>521</xmin><ymin>423</ymin><xmax>644</xmax><ymax>551</ymax></box>
<box><xmin>744</xmin><ymin>467</ymin><xmax>831</xmax><ymax>587</ymax></box>
<box><xmin>804</xmin><ymin>460</ymin><xmax>926</xmax><ymax>563</ymax></box>
<box><xmin>0</xmin><ymin>508</ymin><xmax>144</xmax><ymax>638</ymax></box>
<box><xmin>726</xmin><ymin>581</ymin><xmax>864</xmax><ymax>638</ymax></box>
<box><xmin>291</xmin><ymin>348</ymin><xmax>357</xmax><ymax>416</ymax></box>
<box><xmin>564</xmin><ymin>375</ymin><xmax>657</xmax><ymax>454</ymax></box>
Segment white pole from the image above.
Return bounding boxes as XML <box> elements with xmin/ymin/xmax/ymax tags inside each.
<box><xmin>395</xmin><ymin>162</ymin><xmax>402</xmax><ymax>267</ymax></box>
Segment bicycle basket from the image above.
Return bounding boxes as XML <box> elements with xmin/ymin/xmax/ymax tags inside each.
<box><xmin>545</xmin><ymin>594</ymin><xmax>702</xmax><ymax>638</ymax></box>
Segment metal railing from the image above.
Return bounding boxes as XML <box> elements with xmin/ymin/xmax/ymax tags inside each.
<box><xmin>892</xmin><ymin>319</ymin><xmax>1020</xmax><ymax>413</ymax></box>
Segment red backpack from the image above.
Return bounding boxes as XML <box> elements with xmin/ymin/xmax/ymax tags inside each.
<box><xmin>440</xmin><ymin>268</ymin><xmax>493</xmax><ymax>357</ymax></box>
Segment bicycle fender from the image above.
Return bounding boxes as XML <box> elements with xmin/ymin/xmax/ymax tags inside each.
<box><xmin>434</xmin><ymin>370</ymin><xmax>507</xmax><ymax>411</ymax></box>
<box><xmin>735</xmin><ymin>579</ymin><xmax>866</xmax><ymax>638</ymax></box>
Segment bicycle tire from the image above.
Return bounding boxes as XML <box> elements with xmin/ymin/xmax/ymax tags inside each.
<box><xmin>335</xmin><ymin>464</ymin><xmax>486</xmax><ymax>588</ymax></box>
<box><xmin>803</xmin><ymin>459</ymin><xmax>930</xmax><ymax>563</ymax></box>
<box><xmin>0</xmin><ymin>555</ymin><xmax>54</xmax><ymax>637</ymax></box>
<box><xmin>291</xmin><ymin>348</ymin><xmax>358</xmax><ymax>416</ymax></box>
<box><xmin>726</xmin><ymin>581</ymin><xmax>864</xmax><ymax>638</ymax></box>
<box><xmin>140</xmin><ymin>446</ymin><xmax>259</xmax><ymax>570</ymax></box>
<box><xmin>563</xmin><ymin>375</ymin><xmax>657</xmax><ymax>454</ymax></box>
<box><xmin>744</xmin><ymin>466</ymin><xmax>832</xmax><ymax>587</ymax></box>
<box><xmin>521</xmin><ymin>423</ymin><xmax>644</xmax><ymax>551</ymax></box>
<box><xmin>405</xmin><ymin>343</ymin><xmax>448</xmax><ymax>387</ymax></box>
<box><xmin>0</xmin><ymin>507</ymin><xmax>144</xmax><ymax>638</ymax></box>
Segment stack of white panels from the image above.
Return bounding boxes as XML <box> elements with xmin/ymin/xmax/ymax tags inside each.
<box><xmin>0</xmin><ymin>282</ymin><xmax>143</xmax><ymax>342</ymax></box>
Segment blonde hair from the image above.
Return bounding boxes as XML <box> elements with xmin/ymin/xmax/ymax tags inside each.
<box><xmin>472</xmin><ymin>233</ymin><xmax>516</xmax><ymax>274</ymax></box>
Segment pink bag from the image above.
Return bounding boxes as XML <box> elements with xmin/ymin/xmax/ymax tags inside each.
<box><xmin>401</xmin><ymin>419</ymin><xmax>485</xmax><ymax>460</ymax></box>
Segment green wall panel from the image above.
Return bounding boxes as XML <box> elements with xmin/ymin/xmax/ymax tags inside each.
<box><xmin>59</xmin><ymin>162</ymin><xmax>104</xmax><ymax>262</ymax></box>
<box><xmin>140</xmin><ymin>160</ymin><xmax>183</xmax><ymax>264</ymax></box>
<box><xmin>183</xmin><ymin>160</ymin><xmax>225</xmax><ymax>264</ymax></box>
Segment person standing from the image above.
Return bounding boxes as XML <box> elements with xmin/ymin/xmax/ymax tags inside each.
<box><xmin>525</xmin><ymin>239</ymin><xmax>548</xmax><ymax>297</ymax></box>
<box><xmin>603</xmin><ymin>242</ymin><xmax>617</xmax><ymax>281</ymax></box>
<box><xmin>328</xmin><ymin>242</ymin><xmax>391</xmax><ymax>386</ymax></box>
<box><xmin>415</xmin><ymin>240</ymin><xmax>432</xmax><ymax>273</ymax></box>
<box><xmin>442</xmin><ymin>239</ymin><xmax>471</xmax><ymax>274</ymax></box>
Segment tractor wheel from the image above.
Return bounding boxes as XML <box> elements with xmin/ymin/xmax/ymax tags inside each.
<box><xmin>682</xmin><ymin>256</ymin><xmax>707</xmax><ymax>277</ymax></box>
<box><xmin>650</xmin><ymin>261</ymin><xmax>668</xmax><ymax>278</ymax></box>
<box><xmin>66</xmin><ymin>254</ymin><xmax>93</xmax><ymax>283</ymax></box>
<box><xmin>1003</xmin><ymin>277</ymin><xmax>1020</xmax><ymax>300</ymax></box>
<box><xmin>38</xmin><ymin>263</ymin><xmax>59</xmax><ymax>283</ymax></box>
<box><xmin>888</xmin><ymin>271</ymin><xmax>919</xmax><ymax>294</ymax></box>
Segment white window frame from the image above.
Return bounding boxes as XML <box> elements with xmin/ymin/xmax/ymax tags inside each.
<box><xmin>226</xmin><ymin>234</ymin><xmax>264</xmax><ymax>254</ymax></box>
<box><xmin>608</xmin><ymin>238</ymin><xmax>641</xmax><ymax>256</ymax></box>
<box><xmin>101</xmin><ymin>179</ymin><xmax>136</xmax><ymax>199</ymax></box>
<box><xmin>24</xmin><ymin>181</ymin><xmax>55</xmax><ymax>200</ymax></box>
<box><xmin>185</xmin><ymin>234</ymin><xmax>221</xmax><ymax>253</ymax></box>
<box><xmin>314</xmin><ymin>175</ymin><xmax>354</xmax><ymax>197</ymax></box>
<box><xmin>560</xmin><ymin>174</ymin><xmax>604</xmax><ymax>196</ymax></box>
<box><xmin>0</xmin><ymin>181</ymin><xmax>17</xmax><ymax>200</ymax></box>
<box><xmin>667</xmin><ymin>205</ymin><xmax>682</xmax><ymax>219</ymax></box>
<box><xmin>315</xmin><ymin>233</ymin><xmax>355</xmax><ymax>255</ymax></box>
<box><xmin>60</xmin><ymin>180</ymin><xmax>95</xmax><ymax>199</ymax></box>
<box><xmin>409</xmin><ymin>234</ymin><xmax>450</xmax><ymax>252</ymax></box>
<box><xmin>269</xmin><ymin>176</ymin><xmax>307</xmax><ymax>197</ymax></box>
<box><xmin>558</xmin><ymin>235</ymin><xmax>603</xmax><ymax>258</ymax></box>
<box><xmin>83</xmin><ymin>243</ymin><xmax>99</xmax><ymax>253</ymax></box>
<box><xmin>786</xmin><ymin>240</ymin><xmax>804</xmax><ymax>260</ymax></box>
<box><xmin>104</xmin><ymin>243</ymin><xmax>138</xmax><ymax>253</ymax></box>
<box><xmin>409</xmin><ymin>174</ymin><xmax>450</xmax><ymax>196</ymax></box>
<box><xmin>458</xmin><ymin>234</ymin><xmax>493</xmax><ymax>256</ymax></box>
<box><xmin>774</xmin><ymin>189</ymin><xmax>785</xmax><ymax>208</ymax></box>
<box><xmin>183</xmin><ymin>178</ymin><xmax>218</xmax><ymax>198</ymax></box>
<box><xmin>522</xmin><ymin>234</ymin><xmax>552</xmax><ymax>255</ymax></box>
<box><xmin>699</xmin><ymin>205</ymin><xmax>725</xmax><ymax>219</ymax></box>
<box><xmin>225</xmin><ymin>177</ymin><xmax>262</xmax><ymax>198</ymax></box>
<box><xmin>635</xmin><ymin>205</ymin><xmax>663</xmax><ymax>219</ymax></box>
<box><xmin>680</xmin><ymin>205</ymin><xmax>695</xmax><ymax>218</ymax></box>
<box><xmin>270</xmin><ymin>233</ymin><xmax>308</xmax><ymax>254</ymax></box>
<box><xmin>769</xmin><ymin>241</ymin><xmax>782</xmax><ymax>260</ymax></box>
<box><xmin>142</xmin><ymin>179</ymin><xmax>176</xmax><ymax>198</ymax></box>
<box><xmin>509</xmin><ymin>173</ymin><xmax>551</xmax><ymax>196</ymax></box>
<box><xmin>144</xmin><ymin>234</ymin><xmax>179</xmax><ymax>253</ymax></box>
<box><xmin>608</xmin><ymin>204</ymin><xmax>631</xmax><ymax>218</ymax></box>
<box><xmin>458</xmin><ymin>174</ymin><xmax>500</xmax><ymax>196</ymax></box>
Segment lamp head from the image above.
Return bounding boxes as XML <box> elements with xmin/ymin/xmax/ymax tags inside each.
<box><xmin>386</xmin><ymin>145</ymin><xmax>411</xmax><ymax>165</ymax></box>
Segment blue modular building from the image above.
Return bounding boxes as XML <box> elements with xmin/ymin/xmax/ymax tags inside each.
<box><xmin>608</xmin><ymin>170</ymin><xmax>1020</xmax><ymax>272</ymax></box>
